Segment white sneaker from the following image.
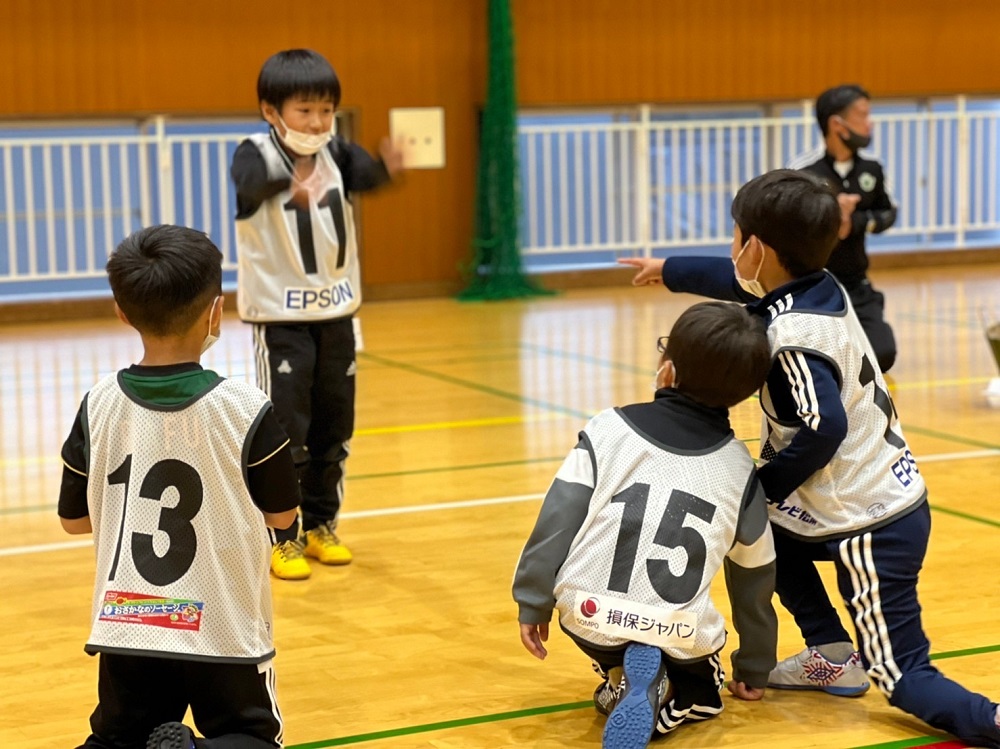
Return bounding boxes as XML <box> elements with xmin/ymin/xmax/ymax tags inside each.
<box><xmin>594</xmin><ymin>666</ymin><xmax>624</xmax><ymax>716</ymax></box>
<box><xmin>768</xmin><ymin>647</ymin><xmax>870</xmax><ymax>697</ymax></box>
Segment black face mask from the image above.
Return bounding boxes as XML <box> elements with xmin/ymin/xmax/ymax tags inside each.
<box><xmin>839</xmin><ymin>125</ymin><xmax>871</xmax><ymax>152</ymax></box>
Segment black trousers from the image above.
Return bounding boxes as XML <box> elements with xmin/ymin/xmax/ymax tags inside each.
<box><xmin>846</xmin><ymin>278</ymin><xmax>897</xmax><ymax>373</ymax></box>
<box><xmin>252</xmin><ymin>319</ymin><xmax>356</xmax><ymax>543</ymax></box>
<box><xmin>570</xmin><ymin>634</ymin><xmax>725</xmax><ymax>736</ymax></box>
<box><xmin>79</xmin><ymin>653</ymin><xmax>282</xmax><ymax>749</ymax></box>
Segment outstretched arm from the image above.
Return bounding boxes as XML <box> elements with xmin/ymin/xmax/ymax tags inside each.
<box><xmin>618</xmin><ymin>256</ymin><xmax>758</xmax><ymax>302</ymax></box>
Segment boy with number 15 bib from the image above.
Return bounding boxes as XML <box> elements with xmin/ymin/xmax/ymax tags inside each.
<box><xmin>514</xmin><ymin>302</ymin><xmax>778</xmax><ymax>748</ymax></box>
<box><xmin>58</xmin><ymin>226</ymin><xmax>301</xmax><ymax>748</ymax></box>
<box><xmin>232</xmin><ymin>49</ymin><xmax>403</xmax><ymax>579</ymax></box>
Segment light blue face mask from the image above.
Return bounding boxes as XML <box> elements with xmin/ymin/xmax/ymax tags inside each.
<box><xmin>733</xmin><ymin>238</ymin><xmax>766</xmax><ymax>298</ymax></box>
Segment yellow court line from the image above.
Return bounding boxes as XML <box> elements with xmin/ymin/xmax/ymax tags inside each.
<box><xmin>892</xmin><ymin>375</ymin><xmax>993</xmax><ymax>391</ymax></box>
<box><xmin>0</xmin><ymin>413</ymin><xmax>570</xmax><ymax>469</ymax></box>
<box><xmin>0</xmin><ymin>374</ymin><xmax>992</xmax><ymax>470</ymax></box>
<box><xmin>354</xmin><ymin>412</ymin><xmax>567</xmax><ymax>436</ymax></box>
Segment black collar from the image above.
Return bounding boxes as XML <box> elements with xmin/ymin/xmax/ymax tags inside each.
<box><xmin>126</xmin><ymin>362</ymin><xmax>204</xmax><ymax>376</ymax></box>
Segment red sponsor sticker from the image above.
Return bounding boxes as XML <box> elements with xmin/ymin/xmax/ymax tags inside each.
<box><xmin>99</xmin><ymin>591</ymin><xmax>204</xmax><ymax>631</ymax></box>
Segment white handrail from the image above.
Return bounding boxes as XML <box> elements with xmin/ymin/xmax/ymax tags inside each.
<box><xmin>0</xmin><ymin>98</ymin><xmax>998</xmax><ymax>290</ymax></box>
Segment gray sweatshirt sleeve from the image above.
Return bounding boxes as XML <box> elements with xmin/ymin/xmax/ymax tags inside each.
<box><xmin>512</xmin><ymin>434</ymin><xmax>596</xmax><ymax>625</ymax></box>
<box><xmin>724</xmin><ymin>472</ymin><xmax>778</xmax><ymax>689</ymax></box>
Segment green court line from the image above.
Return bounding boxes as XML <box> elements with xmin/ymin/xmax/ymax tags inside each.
<box><xmin>369</xmin><ymin>341</ymin><xmax>524</xmax><ymax>356</ymax></box>
<box><xmin>288</xmin><ymin>645</ymin><xmax>1000</xmax><ymax>748</ymax></box>
<box><xmin>349</xmin><ymin>456</ymin><xmax>564</xmax><ymax>481</ymax></box>
<box><xmin>358</xmin><ymin>351</ymin><xmax>591</xmax><ymax>419</ymax></box>
<box><xmin>894</xmin><ymin>311</ymin><xmax>982</xmax><ymax>331</ymax></box>
<box><xmin>929</xmin><ymin>505</ymin><xmax>1000</xmax><ymax>530</ymax></box>
<box><xmin>365</xmin><ymin>351</ymin><xmax>527</xmax><ymax>367</ymax></box>
<box><xmin>519</xmin><ymin>342</ymin><xmax>649</xmax><ymax>375</ymax></box>
<box><xmin>929</xmin><ymin>643</ymin><xmax>1000</xmax><ymax>661</ymax></box>
<box><xmin>378</xmin><ymin>345</ymin><xmax>1000</xmax><ymax>457</ymax></box>
<box><xmin>903</xmin><ymin>424</ymin><xmax>1000</xmax><ymax>452</ymax></box>
<box><xmin>850</xmin><ymin>739</ymin><xmax>955</xmax><ymax>749</ymax></box>
<box><xmin>455</xmin><ymin>341</ymin><xmax>1000</xmax><ymax>456</ymax></box>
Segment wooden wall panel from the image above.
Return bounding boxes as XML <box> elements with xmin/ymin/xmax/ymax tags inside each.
<box><xmin>0</xmin><ymin>0</ymin><xmax>486</xmax><ymax>292</ymax></box>
<box><xmin>513</xmin><ymin>0</ymin><xmax>1000</xmax><ymax>106</ymax></box>
<box><xmin>1</xmin><ymin>0</ymin><xmax>999</xmax><ymax>296</ymax></box>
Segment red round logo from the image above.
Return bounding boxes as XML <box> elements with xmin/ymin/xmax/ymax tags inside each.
<box><xmin>580</xmin><ymin>597</ymin><xmax>600</xmax><ymax>618</ymax></box>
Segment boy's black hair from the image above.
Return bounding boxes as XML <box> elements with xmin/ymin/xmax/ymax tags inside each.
<box><xmin>815</xmin><ymin>84</ymin><xmax>870</xmax><ymax>136</ymax></box>
<box><xmin>107</xmin><ymin>225</ymin><xmax>222</xmax><ymax>337</ymax></box>
<box><xmin>731</xmin><ymin>169</ymin><xmax>841</xmax><ymax>278</ymax></box>
<box><xmin>665</xmin><ymin>302</ymin><xmax>771</xmax><ymax>409</ymax></box>
<box><xmin>257</xmin><ymin>49</ymin><xmax>341</xmax><ymax>109</ymax></box>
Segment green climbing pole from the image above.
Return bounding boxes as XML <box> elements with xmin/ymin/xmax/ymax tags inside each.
<box><xmin>459</xmin><ymin>0</ymin><xmax>551</xmax><ymax>300</ymax></box>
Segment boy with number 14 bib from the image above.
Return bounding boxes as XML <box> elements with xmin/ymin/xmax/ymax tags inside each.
<box><xmin>621</xmin><ymin>170</ymin><xmax>1000</xmax><ymax>748</ymax></box>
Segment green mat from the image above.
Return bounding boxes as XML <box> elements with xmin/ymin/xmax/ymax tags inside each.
<box><xmin>459</xmin><ymin>0</ymin><xmax>552</xmax><ymax>301</ymax></box>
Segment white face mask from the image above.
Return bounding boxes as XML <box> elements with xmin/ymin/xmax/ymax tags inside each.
<box><xmin>200</xmin><ymin>296</ymin><xmax>222</xmax><ymax>355</ymax></box>
<box><xmin>276</xmin><ymin>114</ymin><xmax>333</xmax><ymax>156</ymax></box>
<box><xmin>733</xmin><ymin>238</ymin><xmax>767</xmax><ymax>298</ymax></box>
<box><xmin>652</xmin><ymin>363</ymin><xmax>667</xmax><ymax>392</ymax></box>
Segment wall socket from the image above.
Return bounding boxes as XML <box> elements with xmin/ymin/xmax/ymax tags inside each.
<box><xmin>389</xmin><ymin>107</ymin><xmax>446</xmax><ymax>169</ymax></box>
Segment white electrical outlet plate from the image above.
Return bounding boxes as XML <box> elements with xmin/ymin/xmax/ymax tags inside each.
<box><xmin>390</xmin><ymin>107</ymin><xmax>446</xmax><ymax>169</ymax></box>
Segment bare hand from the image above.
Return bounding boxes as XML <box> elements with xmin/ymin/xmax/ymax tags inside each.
<box><xmin>519</xmin><ymin>622</ymin><xmax>549</xmax><ymax>660</ymax></box>
<box><xmin>379</xmin><ymin>137</ymin><xmax>406</xmax><ymax>178</ymax></box>
<box><xmin>288</xmin><ymin>157</ymin><xmax>317</xmax><ymax>209</ymax></box>
<box><xmin>837</xmin><ymin>194</ymin><xmax>861</xmax><ymax>239</ymax></box>
<box><xmin>617</xmin><ymin>257</ymin><xmax>666</xmax><ymax>286</ymax></box>
<box><xmin>727</xmin><ymin>681</ymin><xmax>766</xmax><ymax>701</ymax></box>
<box><xmin>837</xmin><ymin>193</ymin><xmax>861</xmax><ymax>213</ymax></box>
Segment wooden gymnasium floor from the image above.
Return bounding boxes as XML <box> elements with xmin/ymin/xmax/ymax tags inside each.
<box><xmin>1</xmin><ymin>263</ymin><xmax>999</xmax><ymax>749</ymax></box>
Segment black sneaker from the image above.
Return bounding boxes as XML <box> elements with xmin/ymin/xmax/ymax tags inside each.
<box><xmin>602</xmin><ymin>643</ymin><xmax>667</xmax><ymax>749</ymax></box>
<box><xmin>593</xmin><ymin>666</ymin><xmax>624</xmax><ymax>716</ymax></box>
<box><xmin>147</xmin><ymin>722</ymin><xmax>196</xmax><ymax>749</ymax></box>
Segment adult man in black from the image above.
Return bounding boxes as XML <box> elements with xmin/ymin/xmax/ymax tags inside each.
<box><xmin>791</xmin><ymin>85</ymin><xmax>898</xmax><ymax>372</ymax></box>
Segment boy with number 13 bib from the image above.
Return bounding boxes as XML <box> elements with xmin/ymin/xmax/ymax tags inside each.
<box><xmin>59</xmin><ymin>226</ymin><xmax>300</xmax><ymax>748</ymax></box>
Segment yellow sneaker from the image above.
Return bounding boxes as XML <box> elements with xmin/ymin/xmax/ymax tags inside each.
<box><xmin>271</xmin><ymin>540</ymin><xmax>311</xmax><ymax>580</ymax></box>
<box><xmin>303</xmin><ymin>521</ymin><xmax>353</xmax><ymax>565</ymax></box>
<box><xmin>884</xmin><ymin>373</ymin><xmax>898</xmax><ymax>396</ymax></box>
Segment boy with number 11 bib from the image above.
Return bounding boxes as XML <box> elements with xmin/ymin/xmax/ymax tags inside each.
<box><xmin>232</xmin><ymin>49</ymin><xmax>404</xmax><ymax>580</ymax></box>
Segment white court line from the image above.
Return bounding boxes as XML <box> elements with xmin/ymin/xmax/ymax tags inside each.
<box><xmin>2</xmin><ymin>448</ymin><xmax>999</xmax><ymax>560</ymax></box>
<box><xmin>918</xmin><ymin>449</ymin><xmax>999</xmax><ymax>463</ymax></box>
<box><xmin>0</xmin><ymin>493</ymin><xmax>546</xmax><ymax>558</ymax></box>
<box><xmin>0</xmin><ymin>539</ymin><xmax>94</xmax><ymax>557</ymax></box>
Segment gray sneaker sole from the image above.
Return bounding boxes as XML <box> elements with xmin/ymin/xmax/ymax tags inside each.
<box><xmin>767</xmin><ymin>681</ymin><xmax>871</xmax><ymax>697</ymax></box>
